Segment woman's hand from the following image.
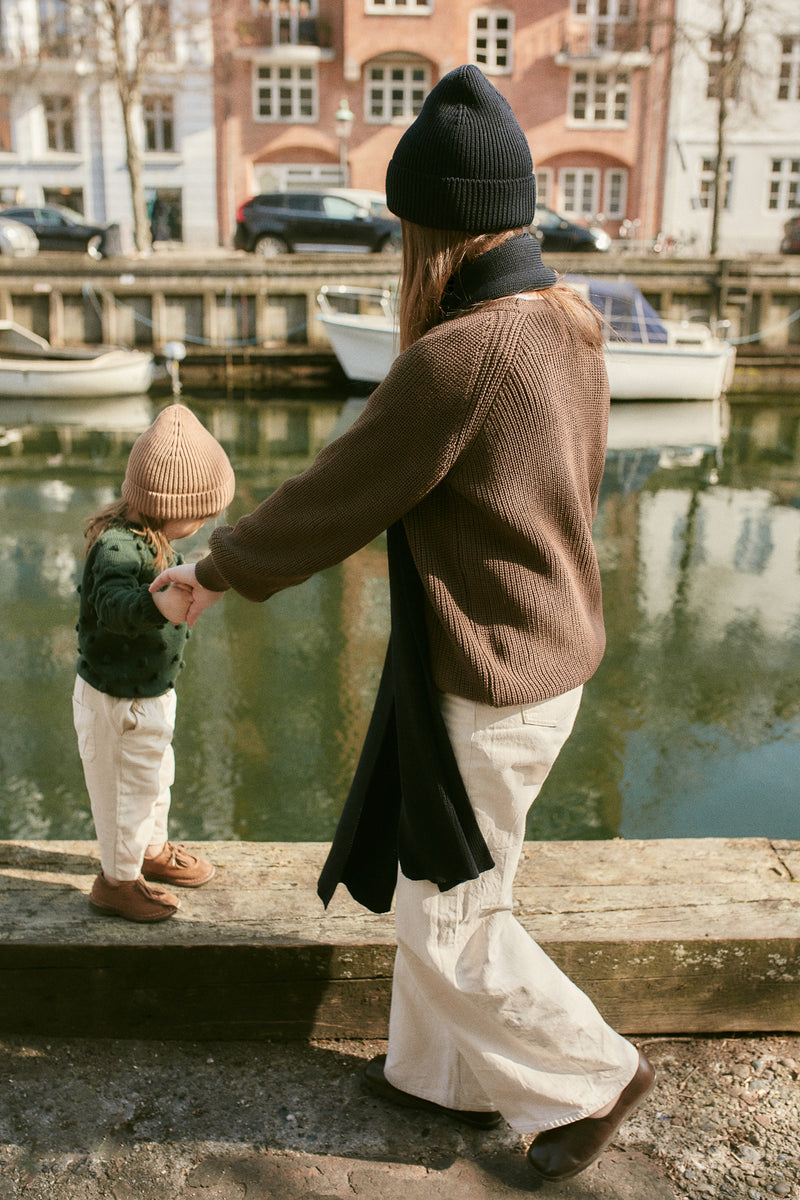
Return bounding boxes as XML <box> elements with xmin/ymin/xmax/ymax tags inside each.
<box><xmin>149</xmin><ymin>563</ymin><xmax>226</xmax><ymax>627</ymax></box>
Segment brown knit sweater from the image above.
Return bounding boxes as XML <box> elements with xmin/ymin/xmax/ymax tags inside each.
<box><xmin>196</xmin><ymin>296</ymin><xmax>610</xmax><ymax>706</ymax></box>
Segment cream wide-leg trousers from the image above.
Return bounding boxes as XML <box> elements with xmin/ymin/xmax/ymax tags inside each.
<box><xmin>72</xmin><ymin>676</ymin><xmax>176</xmax><ymax>881</ymax></box>
<box><xmin>384</xmin><ymin>686</ymin><xmax>639</xmax><ymax>1137</ymax></box>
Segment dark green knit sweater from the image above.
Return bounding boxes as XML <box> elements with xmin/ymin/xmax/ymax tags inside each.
<box><xmin>76</xmin><ymin>525</ymin><xmax>190</xmax><ymax>698</ymax></box>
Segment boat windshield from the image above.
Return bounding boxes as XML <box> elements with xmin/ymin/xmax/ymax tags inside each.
<box><xmin>565</xmin><ymin>276</ymin><xmax>669</xmax><ymax>345</ymax></box>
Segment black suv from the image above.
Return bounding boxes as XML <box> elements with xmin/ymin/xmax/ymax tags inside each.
<box><xmin>234</xmin><ymin>192</ymin><xmax>401</xmax><ymax>256</ymax></box>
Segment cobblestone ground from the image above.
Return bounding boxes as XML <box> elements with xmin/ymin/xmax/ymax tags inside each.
<box><xmin>0</xmin><ymin>1034</ymin><xmax>797</xmax><ymax>1199</ymax></box>
<box><xmin>616</xmin><ymin>1036</ymin><xmax>800</xmax><ymax>1199</ymax></box>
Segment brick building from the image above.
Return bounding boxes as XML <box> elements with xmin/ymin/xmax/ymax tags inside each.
<box><xmin>213</xmin><ymin>0</ymin><xmax>674</xmax><ymax>246</ymax></box>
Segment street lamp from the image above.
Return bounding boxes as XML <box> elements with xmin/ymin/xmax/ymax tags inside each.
<box><xmin>334</xmin><ymin>96</ymin><xmax>354</xmax><ymax>186</ymax></box>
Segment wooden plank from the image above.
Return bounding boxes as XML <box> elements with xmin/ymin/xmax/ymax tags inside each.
<box><xmin>0</xmin><ymin>839</ymin><xmax>797</xmax><ymax>1039</ymax></box>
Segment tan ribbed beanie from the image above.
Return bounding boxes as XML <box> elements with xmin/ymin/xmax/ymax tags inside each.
<box><xmin>121</xmin><ymin>403</ymin><xmax>235</xmax><ymax>520</ymax></box>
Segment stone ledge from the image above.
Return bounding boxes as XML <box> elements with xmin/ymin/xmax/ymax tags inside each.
<box><xmin>0</xmin><ymin>838</ymin><xmax>797</xmax><ymax>1040</ymax></box>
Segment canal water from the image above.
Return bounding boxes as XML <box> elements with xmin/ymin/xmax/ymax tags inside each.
<box><xmin>1</xmin><ymin>391</ymin><xmax>798</xmax><ymax>845</ymax></box>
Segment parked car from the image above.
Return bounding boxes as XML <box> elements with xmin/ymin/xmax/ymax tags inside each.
<box><xmin>780</xmin><ymin>214</ymin><xmax>800</xmax><ymax>254</ymax></box>
<box><xmin>531</xmin><ymin>205</ymin><xmax>612</xmax><ymax>253</ymax></box>
<box><xmin>234</xmin><ymin>192</ymin><xmax>402</xmax><ymax>256</ymax></box>
<box><xmin>0</xmin><ymin>215</ymin><xmax>39</xmax><ymax>257</ymax></box>
<box><xmin>0</xmin><ymin>205</ymin><xmax>115</xmax><ymax>257</ymax></box>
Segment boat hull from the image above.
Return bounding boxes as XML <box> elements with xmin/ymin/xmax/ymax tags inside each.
<box><xmin>604</xmin><ymin>341</ymin><xmax>736</xmax><ymax>402</ymax></box>
<box><xmin>0</xmin><ymin>349</ymin><xmax>155</xmax><ymax>399</ymax></box>
<box><xmin>319</xmin><ymin>297</ymin><xmax>736</xmax><ymax>402</ymax></box>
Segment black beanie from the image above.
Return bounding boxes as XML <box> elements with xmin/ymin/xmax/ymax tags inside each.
<box><xmin>385</xmin><ymin>64</ymin><xmax>536</xmax><ymax>233</ymax></box>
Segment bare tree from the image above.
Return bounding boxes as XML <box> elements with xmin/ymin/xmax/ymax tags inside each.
<box><xmin>669</xmin><ymin>0</ymin><xmax>767</xmax><ymax>255</ymax></box>
<box><xmin>75</xmin><ymin>0</ymin><xmax>176</xmax><ymax>253</ymax></box>
<box><xmin>703</xmin><ymin>0</ymin><xmax>756</xmax><ymax>255</ymax></box>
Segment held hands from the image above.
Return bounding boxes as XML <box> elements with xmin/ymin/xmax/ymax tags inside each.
<box><xmin>151</xmin><ymin>580</ymin><xmax>194</xmax><ymax>625</ymax></box>
<box><xmin>149</xmin><ymin>562</ymin><xmax>226</xmax><ymax>627</ymax></box>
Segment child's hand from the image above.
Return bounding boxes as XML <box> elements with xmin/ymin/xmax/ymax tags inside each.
<box><xmin>151</xmin><ymin>582</ymin><xmax>193</xmax><ymax>625</ymax></box>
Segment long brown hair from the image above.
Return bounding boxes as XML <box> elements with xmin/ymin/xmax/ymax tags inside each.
<box><xmin>396</xmin><ymin>220</ymin><xmax>603</xmax><ymax>352</ymax></box>
<box><xmin>84</xmin><ymin>499</ymin><xmax>175</xmax><ymax>573</ymax></box>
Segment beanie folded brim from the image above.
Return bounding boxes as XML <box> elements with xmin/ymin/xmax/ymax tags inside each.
<box><xmin>386</xmin><ymin>162</ymin><xmax>536</xmax><ymax>232</ymax></box>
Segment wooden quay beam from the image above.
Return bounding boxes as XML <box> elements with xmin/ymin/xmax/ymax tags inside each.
<box><xmin>0</xmin><ymin>838</ymin><xmax>796</xmax><ymax>1041</ymax></box>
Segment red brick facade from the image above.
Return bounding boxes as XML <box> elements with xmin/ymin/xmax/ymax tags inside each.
<box><xmin>214</xmin><ymin>0</ymin><xmax>673</xmax><ymax>246</ymax></box>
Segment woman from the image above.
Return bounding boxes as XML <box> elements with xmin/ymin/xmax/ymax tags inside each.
<box><xmin>151</xmin><ymin>65</ymin><xmax>654</xmax><ymax>1181</ymax></box>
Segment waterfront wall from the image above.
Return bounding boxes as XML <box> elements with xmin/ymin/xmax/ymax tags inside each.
<box><xmin>0</xmin><ymin>252</ymin><xmax>798</xmax><ymax>373</ymax></box>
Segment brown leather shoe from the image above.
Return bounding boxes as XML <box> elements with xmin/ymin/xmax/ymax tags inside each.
<box><xmin>364</xmin><ymin>1055</ymin><xmax>503</xmax><ymax>1129</ymax></box>
<box><xmin>142</xmin><ymin>842</ymin><xmax>215</xmax><ymax>887</ymax></box>
<box><xmin>527</xmin><ymin>1050</ymin><xmax>656</xmax><ymax>1181</ymax></box>
<box><xmin>89</xmin><ymin>873</ymin><xmax>180</xmax><ymax>922</ymax></box>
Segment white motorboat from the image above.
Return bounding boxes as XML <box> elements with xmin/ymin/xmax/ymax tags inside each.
<box><xmin>0</xmin><ymin>320</ymin><xmax>155</xmax><ymax>398</ymax></box>
<box><xmin>317</xmin><ymin>277</ymin><xmax>736</xmax><ymax>401</ymax></box>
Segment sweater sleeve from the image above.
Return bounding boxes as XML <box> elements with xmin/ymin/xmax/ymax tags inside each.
<box><xmin>195</xmin><ymin>319</ymin><xmax>498</xmax><ymax>601</ymax></box>
<box><xmin>89</xmin><ymin>537</ymin><xmax>168</xmax><ymax>636</ymax></box>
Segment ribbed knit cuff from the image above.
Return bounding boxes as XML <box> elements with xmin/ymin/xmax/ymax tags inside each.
<box><xmin>195</xmin><ymin>554</ymin><xmax>230</xmax><ymax>593</ymax></box>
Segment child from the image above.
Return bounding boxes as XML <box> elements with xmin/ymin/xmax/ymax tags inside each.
<box><xmin>73</xmin><ymin>403</ymin><xmax>235</xmax><ymax>922</ymax></box>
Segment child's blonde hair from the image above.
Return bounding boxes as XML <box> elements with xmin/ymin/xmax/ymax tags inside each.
<box><xmin>84</xmin><ymin>500</ymin><xmax>176</xmax><ymax>572</ymax></box>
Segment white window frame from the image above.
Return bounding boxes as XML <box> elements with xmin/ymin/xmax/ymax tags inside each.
<box><xmin>254</xmin><ymin>63</ymin><xmax>317</xmax><ymax>123</ymax></box>
<box><xmin>698</xmin><ymin>157</ymin><xmax>733</xmax><ymax>211</ymax></box>
<box><xmin>365</xmin><ymin>0</ymin><xmax>433</xmax><ymax>13</ymax></box>
<box><xmin>778</xmin><ymin>35</ymin><xmax>800</xmax><ymax>101</ymax></box>
<box><xmin>559</xmin><ymin>167</ymin><xmax>600</xmax><ymax>218</ymax></box>
<box><xmin>767</xmin><ymin>157</ymin><xmax>800</xmax><ymax>211</ymax></box>
<box><xmin>470</xmin><ymin>9</ymin><xmax>514</xmax><ymax>75</ymax></box>
<box><xmin>38</xmin><ymin>0</ymin><xmax>71</xmax><ymax>56</ymax></box>
<box><xmin>534</xmin><ymin>167</ymin><xmax>553</xmax><ymax>211</ymax></box>
<box><xmin>143</xmin><ymin>94</ymin><xmax>175</xmax><ymax>153</ymax></box>
<box><xmin>571</xmin><ymin>0</ymin><xmax>635</xmax><ymax>15</ymax></box>
<box><xmin>365</xmin><ymin>60</ymin><xmax>429</xmax><ymax>124</ymax></box>
<box><xmin>43</xmin><ymin>93</ymin><xmax>75</xmax><ymax>152</ymax></box>
<box><xmin>254</xmin><ymin>0</ymin><xmax>319</xmax><ymax>44</ymax></box>
<box><xmin>571</xmin><ymin>0</ymin><xmax>635</xmax><ymax>51</ymax></box>
<box><xmin>568</xmin><ymin>69</ymin><xmax>630</xmax><ymax>126</ymax></box>
<box><xmin>604</xmin><ymin>167</ymin><xmax>627</xmax><ymax>218</ymax></box>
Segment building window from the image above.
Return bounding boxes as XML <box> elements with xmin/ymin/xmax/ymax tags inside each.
<box><xmin>569</xmin><ymin>69</ymin><xmax>630</xmax><ymax>125</ymax></box>
<box><xmin>778</xmin><ymin>36</ymin><xmax>800</xmax><ymax>101</ymax></box>
<box><xmin>471</xmin><ymin>9</ymin><xmax>513</xmax><ymax>75</ymax></box>
<box><xmin>559</xmin><ymin>167</ymin><xmax>600</xmax><ymax>218</ymax></box>
<box><xmin>140</xmin><ymin>0</ymin><xmax>174</xmax><ymax>60</ymax></box>
<box><xmin>767</xmin><ymin>157</ymin><xmax>800</xmax><ymax>210</ymax></box>
<box><xmin>38</xmin><ymin>0</ymin><xmax>70</xmax><ymax>57</ymax></box>
<box><xmin>706</xmin><ymin>35</ymin><xmax>740</xmax><ymax>101</ymax></box>
<box><xmin>571</xmin><ymin>0</ymin><xmax>634</xmax><ymax>50</ymax></box>
<box><xmin>571</xmin><ymin>0</ymin><xmax>635</xmax><ymax>14</ymax></box>
<box><xmin>698</xmin><ymin>157</ymin><xmax>733</xmax><ymax>210</ymax></box>
<box><xmin>255</xmin><ymin>63</ymin><xmax>317</xmax><ymax>121</ymax></box>
<box><xmin>604</xmin><ymin>168</ymin><xmax>627</xmax><ymax>218</ymax></box>
<box><xmin>143</xmin><ymin>95</ymin><xmax>175</xmax><ymax>152</ymax></box>
<box><xmin>255</xmin><ymin>0</ymin><xmax>320</xmax><ymax>47</ymax></box>
<box><xmin>43</xmin><ymin>94</ymin><xmax>75</xmax><ymax>152</ymax></box>
<box><xmin>365</xmin><ymin>0</ymin><xmax>432</xmax><ymax>12</ymax></box>
<box><xmin>0</xmin><ymin>96</ymin><xmax>11</xmax><ymax>153</ymax></box>
<box><xmin>535</xmin><ymin>168</ymin><xmax>553</xmax><ymax>211</ymax></box>
<box><xmin>365</xmin><ymin>61</ymin><xmax>429</xmax><ymax>123</ymax></box>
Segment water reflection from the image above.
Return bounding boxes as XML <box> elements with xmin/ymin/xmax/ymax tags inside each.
<box><xmin>0</xmin><ymin>392</ymin><xmax>798</xmax><ymax>844</ymax></box>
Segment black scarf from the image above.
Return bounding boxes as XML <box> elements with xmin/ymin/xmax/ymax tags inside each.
<box><xmin>317</xmin><ymin>523</ymin><xmax>494</xmax><ymax>914</ymax></box>
<box><xmin>440</xmin><ymin>230</ymin><xmax>557</xmax><ymax>316</ymax></box>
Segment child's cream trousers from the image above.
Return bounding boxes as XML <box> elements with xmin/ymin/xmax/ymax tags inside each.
<box><xmin>384</xmin><ymin>686</ymin><xmax>639</xmax><ymax>1136</ymax></box>
<box><xmin>72</xmin><ymin>675</ymin><xmax>175</xmax><ymax>881</ymax></box>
